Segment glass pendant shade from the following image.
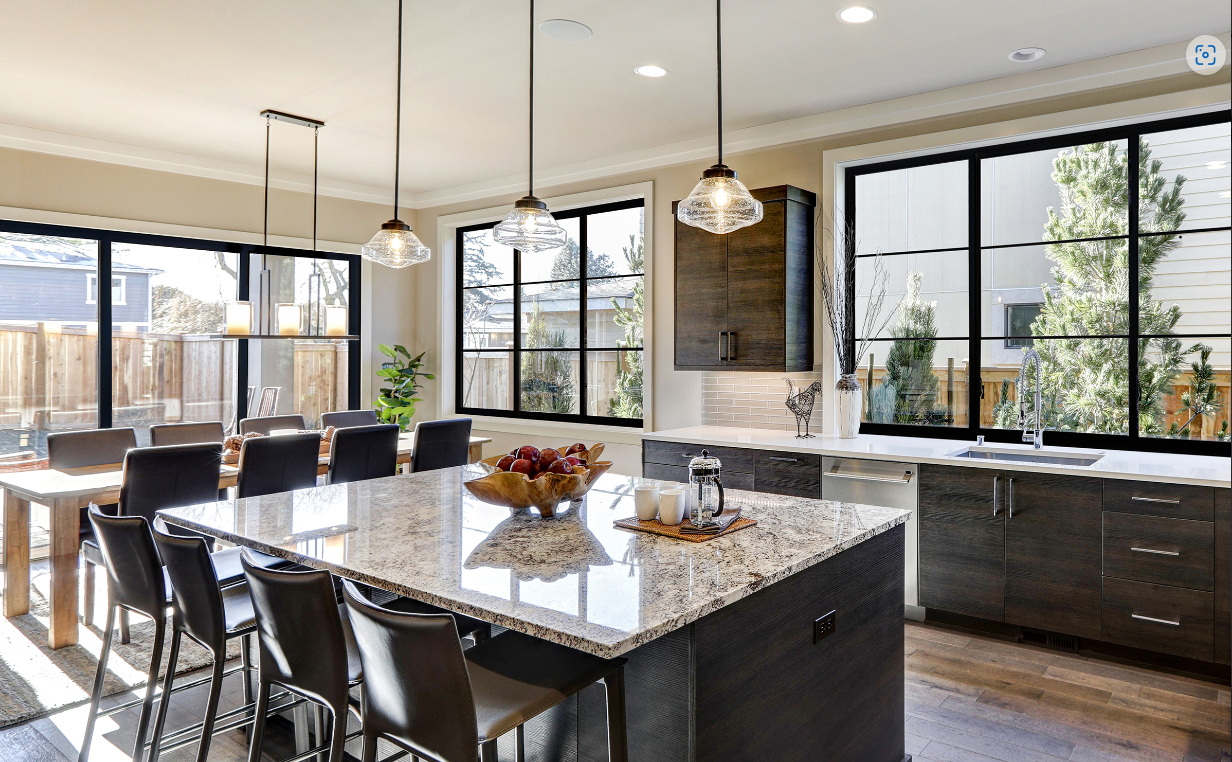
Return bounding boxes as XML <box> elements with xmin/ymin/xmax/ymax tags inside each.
<box><xmin>362</xmin><ymin>219</ymin><xmax>431</xmax><ymax>268</ymax></box>
<box><xmin>677</xmin><ymin>165</ymin><xmax>763</xmax><ymax>235</ymax></box>
<box><xmin>493</xmin><ymin>196</ymin><xmax>569</xmax><ymax>253</ymax></box>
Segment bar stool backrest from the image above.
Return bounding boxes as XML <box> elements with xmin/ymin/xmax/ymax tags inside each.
<box><xmin>236</xmin><ymin>433</ymin><xmax>321</xmax><ymax>499</ymax></box>
<box><xmin>88</xmin><ymin>505</ymin><xmax>166</xmax><ymax>620</ymax></box>
<box><xmin>48</xmin><ymin>427</ymin><xmax>137</xmax><ymax>468</ymax></box>
<box><xmin>149</xmin><ymin>421</ymin><xmax>226</xmax><ymax>447</ymax></box>
<box><xmin>320</xmin><ymin>410</ymin><xmax>379</xmax><ymax>429</ymax></box>
<box><xmin>239</xmin><ymin>415</ymin><xmax>307</xmax><ymax>436</ymax></box>
<box><xmin>120</xmin><ymin>443</ymin><xmax>224</xmax><ymax>523</ymax></box>
<box><xmin>408</xmin><ymin>418</ymin><xmax>471</xmax><ymax>473</ymax></box>
<box><xmin>342</xmin><ymin>579</ymin><xmax>480</xmax><ymax>762</ymax></box>
<box><xmin>242</xmin><ymin>552</ymin><xmax>352</xmax><ymax>709</ymax></box>
<box><xmin>327</xmin><ymin>424</ymin><xmax>400</xmax><ymax>485</ymax></box>
<box><xmin>152</xmin><ymin>525</ymin><xmax>227</xmax><ymax>652</ymax></box>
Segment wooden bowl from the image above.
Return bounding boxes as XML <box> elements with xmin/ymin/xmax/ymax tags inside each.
<box><xmin>466</xmin><ymin>444</ymin><xmax>612</xmax><ymax>516</ymax></box>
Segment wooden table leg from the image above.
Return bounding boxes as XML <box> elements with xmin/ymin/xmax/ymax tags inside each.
<box><xmin>48</xmin><ymin>498</ymin><xmax>82</xmax><ymax>649</ymax></box>
<box><xmin>3</xmin><ymin>491</ymin><xmax>31</xmax><ymax>618</ymax></box>
<box><xmin>468</xmin><ymin>442</ymin><xmax>483</xmax><ymax>464</ymax></box>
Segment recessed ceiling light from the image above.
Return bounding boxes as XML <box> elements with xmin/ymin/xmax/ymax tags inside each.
<box><xmin>1205</xmin><ymin>160</ymin><xmax>1228</xmax><ymax>169</ymax></box>
<box><xmin>836</xmin><ymin>6</ymin><xmax>877</xmax><ymax>23</ymax></box>
<box><xmin>539</xmin><ymin>19</ymin><xmax>592</xmax><ymax>42</ymax></box>
<box><xmin>634</xmin><ymin>65</ymin><xmax>668</xmax><ymax>78</ymax></box>
<box><xmin>1009</xmin><ymin>47</ymin><xmax>1046</xmax><ymax>63</ymax></box>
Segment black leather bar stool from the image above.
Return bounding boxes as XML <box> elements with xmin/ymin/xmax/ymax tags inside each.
<box><xmin>408</xmin><ymin>418</ymin><xmax>471</xmax><ymax>473</ymax></box>
<box><xmin>240</xmin><ymin>551</ymin><xmax>363</xmax><ymax>762</ymax></box>
<box><xmin>320</xmin><ymin>410</ymin><xmax>379</xmax><ymax>429</ymax></box>
<box><xmin>236</xmin><ymin>433</ymin><xmax>321</xmax><ymax>498</ymax></box>
<box><xmin>240</xmin><ymin>414</ymin><xmax>307</xmax><ymax>436</ymax></box>
<box><xmin>149</xmin><ymin>421</ymin><xmax>226</xmax><ymax>447</ymax></box>
<box><xmin>342</xmin><ymin>579</ymin><xmax>628</xmax><ymax>762</ymax></box>
<box><xmin>148</xmin><ymin>525</ymin><xmax>263</xmax><ymax>762</ymax></box>
<box><xmin>326</xmin><ymin>424</ymin><xmax>400</xmax><ymax>485</ymax></box>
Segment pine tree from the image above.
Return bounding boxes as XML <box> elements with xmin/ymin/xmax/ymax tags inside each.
<box><xmin>608</xmin><ymin>235</ymin><xmax>644</xmax><ymax>418</ymax></box>
<box><xmin>1032</xmin><ymin>138</ymin><xmax>1197</xmax><ymax>434</ymax></box>
<box><xmin>880</xmin><ymin>272</ymin><xmax>939</xmax><ymax>423</ymax></box>
<box><xmin>1170</xmin><ymin>344</ymin><xmax>1226</xmax><ymax>438</ymax></box>
<box><xmin>549</xmin><ymin>239</ymin><xmax>616</xmax><ymax>282</ymax></box>
<box><xmin>520</xmin><ymin>299</ymin><xmax>576</xmax><ymax>414</ymax></box>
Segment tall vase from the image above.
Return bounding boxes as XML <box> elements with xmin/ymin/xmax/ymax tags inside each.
<box><xmin>835</xmin><ymin>373</ymin><xmax>862</xmax><ymax>439</ymax></box>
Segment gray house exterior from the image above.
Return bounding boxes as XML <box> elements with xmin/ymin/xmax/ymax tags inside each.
<box><xmin>0</xmin><ymin>240</ymin><xmax>158</xmax><ymax>326</ymax></box>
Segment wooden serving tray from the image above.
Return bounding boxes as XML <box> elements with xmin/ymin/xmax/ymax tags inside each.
<box><xmin>613</xmin><ymin>515</ymin><xmax>757</xmax><ymax>542</ymax></box>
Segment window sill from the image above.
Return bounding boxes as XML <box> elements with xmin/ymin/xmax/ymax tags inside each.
<box><xmin>445</xmin><ymin>414</ymin><xmax>644</xmax><ymax>446</ymax></box>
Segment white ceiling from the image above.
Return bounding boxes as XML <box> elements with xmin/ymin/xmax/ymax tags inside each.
<box><xmin>0</xmin><ymin>0</ymin><xmax>1227</xmax><ymax>203</ymax></box>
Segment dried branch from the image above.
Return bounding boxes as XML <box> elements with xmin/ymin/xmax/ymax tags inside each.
<box><xmin>816</xmin><ymin>212</ymin><xmax>894</xmax><ymax>375</ymax></box>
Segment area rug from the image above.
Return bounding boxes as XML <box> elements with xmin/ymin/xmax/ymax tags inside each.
<box><xmin>0</xmin><ymin>572</ymin><xmax>243</xmax><ymax>728</ymax></box>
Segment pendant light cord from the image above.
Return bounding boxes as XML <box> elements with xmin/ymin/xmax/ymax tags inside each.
<box><xmin>263</xmin><ymin>116</ymin><xmax>270</xmax><ymax>247</ymax></box>
<box><xmin>528</xmin><ymin>0</ymin><xmax>535</xmax><ymax>198</ymax></box>
<box><xmin>716</xmin><ymin>0</ymin><xmax>723</xmax><ymax>167</ymax></box>
<box><xmin>393</xmin><ymin>0</ymin><xmax>403</xmax><ymax>219</ymax></box>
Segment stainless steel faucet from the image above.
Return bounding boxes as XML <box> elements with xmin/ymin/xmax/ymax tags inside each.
<box><xmin>1018</xmin><ymin>348</ymin><xmax>1044</xmax><ymax>449</ymax></box>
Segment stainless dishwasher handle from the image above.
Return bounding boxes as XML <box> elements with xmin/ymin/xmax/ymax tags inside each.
<box><xmin>1132</xmin><ymin>613</ymin><xmax>1180</xmax><ymax>626</ymax></box>
<box><xmin>767</xmin><ymin>457</ymin><xmax>798</xmax><ymax>463</ymax></box>
<box><xmin>992</xmin><ymin>476</ymin><xmax>999</xmax><ymax>517</ymax></box>
<box><xmin>826</xmin><ymin>465</ymin><xmax>913</xmax><ymax>483</ymax></box>
<box><xmin>1131</xmin><ymin>496</ymin><xmax>1180</xmax><ymax>504</ymax></box>
<box><xmin>1007</xmin><ymin>478</ymin><xmax>1014</xmax><ymax>518</ymax></box>
<box><xmin>1132</xmin><ymin>547</ymin><xmax>1180</xmax><ymax>557</ymax></box>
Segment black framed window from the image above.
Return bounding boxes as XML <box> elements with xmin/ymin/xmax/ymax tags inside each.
<box><xmin>456</xmin><ymin>199</ymin><xmax>645</xmax><ymax>426</ymax></box>
<box><xmin>846</xmin><ymin>111</ymin><xmax>1231</xmax><ymax>455</ymax></box>
<box><xmin>0</xmin><ymin>219</ymin><xmax>360</xmax><ymax>458</ymax></box>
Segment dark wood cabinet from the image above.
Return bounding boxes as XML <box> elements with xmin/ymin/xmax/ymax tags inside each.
<box><xmin>1003</xmin><ymin>471</ymin><xmax>1103</xmax><ymax>640</ymax></box>
<box><xmin>918</xmin><ymin>464</ymin><xmax>1006</xmax><ymax>621</ymax></box>
<box><xmin>1215</xmin><ymin>488</ymin><xmax>1230</xmax><ymax>665</ymax></box>
<box><xmin>641</xmin><ymin>441</ymin><xmax>816</xmax><ymax>499</ymax></box>
<box><xmin>673</xmin><ymin>185</ymin><xmax>814</xmax><ymax>371</ymax></box>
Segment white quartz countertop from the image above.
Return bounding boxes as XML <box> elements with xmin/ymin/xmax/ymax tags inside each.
<box><xmin>158</xmin><ymin>466</ymin><xmax>910</xmax><ymax>659</ymax></box>
<box><xmin>642</xmin><ymin>426</ymin><xmax>1231</xmax><ymax>488</ymax></box>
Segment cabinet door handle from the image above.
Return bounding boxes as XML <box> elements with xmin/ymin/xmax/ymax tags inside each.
<box><xmin>718</xmin><ymin>331</ymin><xmax>727</xmax><ymax>362</ymax></box>
<box><xmin>767</xmin><ymin>456</ymin><xmax>798</xmax><ymax>463</ymax></box>
<box><xmin>1132</xmin><ymin>613</ymin><xmax>1181</xmax><ymax>626</ymax></box>
<box><xmin>729</xmin><ymin>331</ymin><xmax>736</xmax><ymax>360</ymax></box>
<box><xmin>992</xmin><ymin>476</ymin><xmax>999</xmax><ymax>517</ymax></box>
<box><xmin>1131</xmin><ymin>496</ymin><xmax>1181</xmax><ymax>504</ymax></box>
<box><xmin>1131</xmin><ymin>547</ymin><xmax>1181</xmax><ymax>557</ymax></box>
<box><xmin>1007</xmin><ymin>478</ymin><xmax>1014</xmax><ymax>519</ymax></box>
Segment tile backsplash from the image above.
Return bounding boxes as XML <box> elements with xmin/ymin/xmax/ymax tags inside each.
<box><xmin>702</xmin><ymin>371</ymin><xmax>825</xmax><ymax>432</ymax></box>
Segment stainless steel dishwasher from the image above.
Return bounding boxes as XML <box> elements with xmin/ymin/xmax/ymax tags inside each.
<box><xmin>821</xmin><ymin>456</ymin><xmax>922</xmax><ymax>621</ymax></box>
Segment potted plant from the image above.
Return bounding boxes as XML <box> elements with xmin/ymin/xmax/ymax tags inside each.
<box><xmin>374</xmin><ymin>344</ymin><xmax>432</xmax><ymax>431</ymax></box>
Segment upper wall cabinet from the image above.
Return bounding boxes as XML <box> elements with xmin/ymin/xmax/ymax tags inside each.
<box><xmin>673</xmin><ymin>185</ymin><xmax>815</xmax><ymax>371</ymax></box>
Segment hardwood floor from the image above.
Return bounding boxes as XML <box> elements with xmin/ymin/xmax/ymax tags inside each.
<box><xmin>905</xmin><ymin>621</ymin><xmax>1232</xmax><ymax>762</ymax></box>
<box><xmin>2</xmin><ymin>621</ymin><xmax>1228</xmax><ymax>762</ymax></box>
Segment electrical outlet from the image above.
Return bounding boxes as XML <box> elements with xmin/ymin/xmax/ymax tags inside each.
<box><xmin>813</xmin><ymin>610</ymin><xmax>836</xmax><ymax>644</ymax></box>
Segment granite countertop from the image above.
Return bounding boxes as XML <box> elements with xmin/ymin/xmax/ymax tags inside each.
<box><xmin>158</xmin><ymin>466</ymin><xmax>909</xmax><ymax>659</ymax></box>
<box><xmin>642</xmin><ymin>426</ymin><xmax>1231</xmax><ymax>488</ymax></box>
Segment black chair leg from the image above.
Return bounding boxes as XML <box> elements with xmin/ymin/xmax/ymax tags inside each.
<box><xmin>147</xmin><ymin>629</ymin><xmax>182</xmax><ymax>762</ymax></box>
<box><xmin>327</xmin><ymin>706</ymin><xmax>349</xmax><ymax>762</ymax></box>
<box><xmin>473</xmin><ymin>624</ymin><xmax>492</xmax><ymax>644</ymax></box>
<box><xmin>241</xmin><ymin>633</ymin><xmax>255</xmax><ymax>705</ymax></box>
<box><xmin>119</xmin><ymin>608</ymin><xmax>131</xmax><ymax>644</ymax></box>
<box><xmin>78</xmin><ymin>604</ymin><xmax>116</xmax><ymax>762</ymax></box>
<box><xmin>193</xmin><ymin>654</ymin><xmax>227</xmax><ymax>762</ymax></box>
<box><xmin>81</xmin><ymin>558</ymin><xmax>95</xmax><ymax>625</ymax></box>
<box><xmin>480</xmin><ymin>740</ymin><xmax>498</xmax><ymax>762</ymax></box>
<box><xmin>130</xmin><ymin>618</ymin><xmax>166</xmax><ymax>762</ymax></box>
<box><xmin>603</xmin><ymin>666</ymin><xmax>628</xmax><ymax>762</ymax></box>
<box><xmin>359</xmin><ymin>731</ymin><xmax>379</xmax><ymax>762</ymax></box>
<box><xmin>515</xmin><ymin>725</ymin><xmax>525</xmax><ymax>762</ymax></box>
<box><xmin>246</xmin><ymin>681</ymin><xmax>272</xmax><ymax>762</ymax></box>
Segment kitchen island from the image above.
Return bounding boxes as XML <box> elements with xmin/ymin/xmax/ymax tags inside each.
<box><xmin>159</xmin><ymin>465</ymin><xmax>912</xmax><ymax>762</ymax></box>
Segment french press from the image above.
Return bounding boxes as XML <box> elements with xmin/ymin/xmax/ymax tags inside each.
<box><xmin>687</xmin><ymin>449</ymin><xmax>726</xmax><ymax>527</ymax></box>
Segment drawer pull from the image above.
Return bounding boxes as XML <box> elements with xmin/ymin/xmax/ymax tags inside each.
<box><xmin>1131</xmin><ymin>613</ymin><xmax>1181</xmax><ymax>627</ymax></box>
<box><xmin>767</xmin><ymin>457</ymin><xmax>799</xmax><ymax>463</ymax></box>
<box><xmin>1131</xmin><ymin>496</ymin><xmax>1181</xmax><ymax>504</ymax></box>
<box><xmin>1130</xmin><ymin>547</ymin><xmax>1180</xmax><ymax>557</ymax></box>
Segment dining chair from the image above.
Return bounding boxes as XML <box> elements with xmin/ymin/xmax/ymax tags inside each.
<box><xmin>342</xmin><ymin>579</ymin><xmax>628</xmax><ymax>762</ymax></box>
<box><xmin>255</xmin><ymin>386</ymin><xmax>282</xmax><ymax>418</ymax></box>
<box><xmin>320</xmin><ymin>409</ymin><xmax>379</xmax><ymax>429</ymax></box>
<box><xmin>239</xmin><ymin>414</ymin><xmax>307</xmax><ymax>436</ymax></box>
<box><xmin>408</xmin><ymin>418</ymin><xmax>472</xmax><ymax>473</ymax></box>
<box><xmin>148</xmin><ymin>525</ymin><xmax>262</xmax><ymax>762</ymax></box>
<box><xmin>236</xmin><ymin>432</ymin><xmax>321</xmax><ymax>498</ymax></box>
<box><xmin>326</xmin><ymin>424</ymin><xmax>400</xmax><ymax>485</ymax></box>
<box><xmin>149</xmin><ymin>421</ymin><xmax>225</xmax><ymax>447</ymax></box>
<box><xmin>241</xmin><ymin>551</ymin><xmax>362</xmax><ymax>762</ymax></box>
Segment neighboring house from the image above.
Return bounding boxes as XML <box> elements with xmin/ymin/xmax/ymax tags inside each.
<box><xmin>0</xmin><ymin>239</ymin><xmax>159</xmax><ymax>327</ymax></box>
<box><xmin>463</xmin><ymin>279</ymin><xmax>638</xmax><ymax>349</ymax></box>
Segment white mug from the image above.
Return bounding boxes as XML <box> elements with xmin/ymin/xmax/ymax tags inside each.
<box><xmin>634</xmin><ymin>486</ymin><xmax>660</xmax><ymax>521</ymax></box>
<box><xmin>658</xmin><ymin>490</ymin><xmax>686</xmax><ymax>525</ymax></box>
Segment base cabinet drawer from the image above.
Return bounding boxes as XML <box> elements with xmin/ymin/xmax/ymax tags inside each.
<box><xmin>1103</xmin><ymin>512</ymin><xmax>1213</xmax><ymax>591</ymax></box>
<box><xmin>1102</xmin><ymin>577</ymin><xmax>1213</xmax><ymax>661</ymax></box>
<box><xmin>1103</xmin><ymin>480</ymin><xmax>1214</xmax><ymax>521</ymax></box>
<box><xmin>643</xmin><ymin>462</ymin><xmax>687</xmax><ymax>483</ymax></box>
<box><xmin>642</xmin><ymin>440</ymin><xmax>754</xmax><ymax>472</ymax></box>
<box><xmin>753</xmin><ymin>450</ymin><xmax>821</xmax><ymax>498</ymax></box>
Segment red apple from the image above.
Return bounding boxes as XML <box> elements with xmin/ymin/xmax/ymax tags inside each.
<box><xmin>509</xmin><ymin>458</ymin><xmax>533</xmax><ymax>475</ymax></box>
<box><xmin>516</xmin><ymin>445</ymin><xmax>541</xmax><ymax>462</ymax></box>
<box><xmin>547</xmin><ymin>459</ymin><xmax>572</xmax><ymax>475</ymax></box>
<box><xmin>510</xmin><ymin>448</ymin><xmax>520</xmax><ymax>457</ymax></box>
<box><xmin>539</xmin><ymin>447</ymin><xmax>561</xmax><ymax>466</ymax></box>
<box><xmin>565</xmin><ymin>443</ymin><xmax>587</xmax><ymax>455</ymax></box>
<box><xmin>563</xmin><ymin>456</ymin><xmax>583</xmax><ymax>467</ymax></box>
<box><xmin>496</xmin><ymin>455</ymin><xmax>516</xmax><ymax>471</ymax></box>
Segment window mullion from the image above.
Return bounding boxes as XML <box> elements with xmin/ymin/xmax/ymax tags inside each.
<box><xmin>579</xmin><ymin>215</ymin><xmax>588</xmax><ymax>418</ymax></box>
<box><xmin>97</xmin><ymin>239</ymin><xmax>113</xmax><ymax>429</ymax></box>
<box><xmin>513</xmin><ymin>246</ymin><xmax>522</xmax><ymax>413</ymax></box>
<box><xmin>968</xmin><ymin>158</ymin><xmax>981</xmax><ymax>436</ymax></box>
<box><xmin>1128</xmin><ymin>134</ymin><xmax>1141</xmax><ymax>441</ymax></box>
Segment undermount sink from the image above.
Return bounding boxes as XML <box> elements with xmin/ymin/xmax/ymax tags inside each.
<box><xmin>948</xmin><ymin>446</ymin><xmax>1105</xmax><ymax>467</ymax></box>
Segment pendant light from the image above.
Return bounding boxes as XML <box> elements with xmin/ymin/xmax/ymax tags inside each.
<box><xmin>492</xmin><ymin>0</ymin><xmax>568</xmax><ymax>254</ymax></box>
<box><xmin>676</xmin><ymin>0</ymin><xmax>763</xmax><ymax>235</ymax></box>
<box><xmin>362</xmin><ymin>0</ymin><xmax>431</xmax><ymax>268</ymax></box>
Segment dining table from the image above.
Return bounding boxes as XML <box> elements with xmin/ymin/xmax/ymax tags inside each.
<box><xmin>0</xmin><ymin>432</ymin><xmax>490</xmax><ymax>648</ymax></box>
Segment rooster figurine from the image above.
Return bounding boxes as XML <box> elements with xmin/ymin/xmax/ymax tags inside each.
<box><xmin>784</xmin><ymin>378</ymin><xmax>825</xmax><ymax>438</ymax></box>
